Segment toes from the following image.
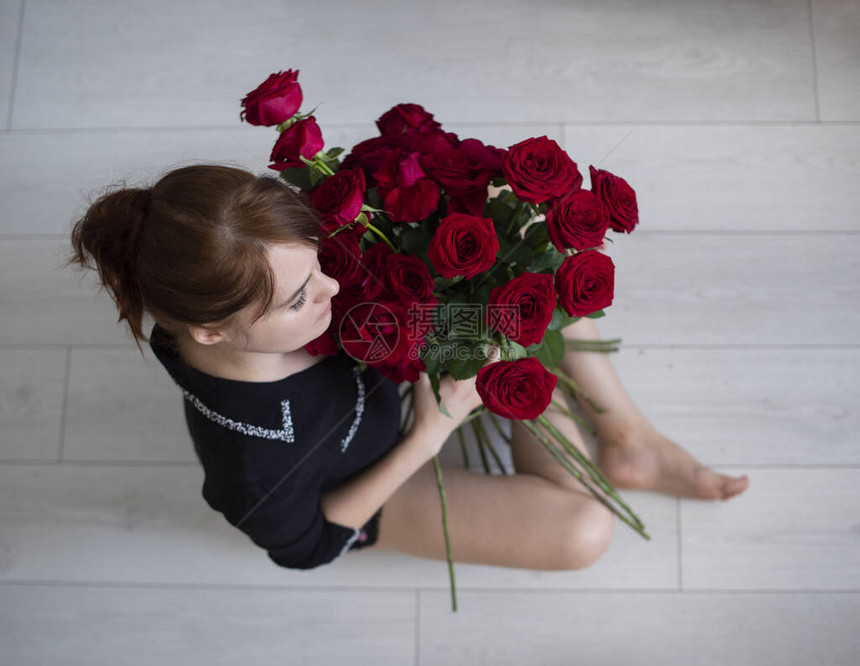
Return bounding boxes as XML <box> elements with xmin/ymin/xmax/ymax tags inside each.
<box><xmin>720</xmin><ymin>475</ymin><xmax>750</xmax><ymax>500</ymax></box>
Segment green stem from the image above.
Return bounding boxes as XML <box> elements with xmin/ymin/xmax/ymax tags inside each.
<box><xmin>300</xmin><ymin>154</ymin><xmax>336</xmax><ymax>176</ymax></box>
<box><xmin>473</xmin><ymin>416</ymin><xmax>509</xmax><ymax>475</ymax></box>
<box><xmin>485</xmin><ymin>411</ymin><xmax>512</xmax><ymax>445</ymax></box>
<box><xmin>456</xmin><ymin>426</ymin><xmax>470</xmax><ymax>469</ymax></box>
<box><xmin>553</xmin><ymin>368</ymin><xmax>605</xmax><ymax>415</ymax></box>
<box><xmin>536</xmin><ymin>414</ymin><xmax>646</xmax><ymax>533</ymax></box>
<box><xmin>550</xmin><ymin>398</ymin><xmax>596</xmax><ymax>437</ymax></box>
<box><xmin>522</xmin><ymin>419</ymin><xmax>649</xmax><ymax>540</ymax></box>
<box><xmin>431</xmin><ymin>455</ymin><xmax>458</xmax><ymax>613</ymax></box>
<box><xmin>459</xmin><ymin>406</ymin><xmax>487</xmax><ymax>426</ymax></box>
<box><xmin>399</xmin><ymin>385</ymin><xmax>414</xmax><ymax>439</ymax></box>
<box><xmin>362</xmin><ymin>219</ymin><xmax>396</xmax><ymax>251</ymax></box>
<box><xmin>470</xmin><ymin>420</ymin><xmax>492</xmax><ymax>474</ymax></box>
<box><xmin>564</xmin><ymin>338</ymin><xmax>622</xmax><ymax>353</ymax></box>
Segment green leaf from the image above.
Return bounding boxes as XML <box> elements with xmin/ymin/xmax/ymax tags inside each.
<box><xmin>586</xmin><ymin>309</ymin><xmax>606</xmax><ymax>320</ymax></box>
<box><xmin>446</xmin><ymin>349</ymin><xmax>487</xmax><ymax>380</ymax></box>
<box><xmin>429</xmin><ymin>373</ymin><xmax>452</xmax><ymax>418</ymax></box>
<box><xmin>485</xmin><ymin>196</ymin><xmax>516</xmax><ymax>227</ymax></box>
<box><xmin>280</xmin><ymin>167</ymin><xmax>313</xmax><ymax>191</ymax></box>
<box><xmin>524</xmin><ymin>223</ymin><xmax>550</xmax><ymax>250</ymax></box>
<box><xmin>534</xmin><ymin>329</ymin><xmax>565</xmax><ymax>368</ymax></box>
<box><xmin>326</xmin><ymin>146</ymin><xmax>345</xmax><ymax>158</ymax></box>
<box><xmin>308</xmin><ymin>166</ymin><xmax>325</xmax><ymax>188</ymax></box>
<box><xmin>400</xmin><ymin>224</ymin><xmax>432</xmax><ymax>257</ymax></box>
<box><xmin>527</xmin><ymin>249</ymin><xmax>563</xmax><ymax>273</ymax></box>
<box><xmin>502</xmin><ymin>339</ymin><xmax>528</xmax><ymax>360</ymax></box>
<box><xmin>491</xmin><ymin>176</ymin><xmax>508</xmax><ymax>187</ymax></box>
<box><xmin>545</xmin><ymin>308</ymin><xmax>578</xmax><ymax>332</ymax></box>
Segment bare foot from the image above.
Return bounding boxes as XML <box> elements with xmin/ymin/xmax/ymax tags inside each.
<box><xmin>597</xmin><ymin>421</ymin><xmax>750</xmax><ymax>501</ymax></box>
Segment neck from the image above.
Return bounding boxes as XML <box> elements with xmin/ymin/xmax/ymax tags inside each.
<box><xmin>175</xmin><ymin>333</ymin><xmax>321</xmax><ymax>383</ymax></box>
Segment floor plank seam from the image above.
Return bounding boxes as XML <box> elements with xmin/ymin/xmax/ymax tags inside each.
<box><xmin>1</xmin><ymin>580</ymin><xmax>858</xmax><ymax>595</ymax></box>
<box><xmin>5</xmin><ymin>0</ymin><xmax>25</xmax><ymax>131</ymax></box>
<box><xmin>2</xmin><ymin>120</ymin><xmax>860</xmax><ymax>136</ymax></box>
<box><xmin>677</xmin><ymin>497</ymin><xmax>683</xmax><ymax>592</ymax></box>
<box><xmin>414</xmin><ymin>589</ymin><xmax>421</xmax><ymax>666</ymax></box>
<box><xmin>57</xmin><ymin>345</ymin><xmax>71</xmax><ymax>462</ymax></box>
<box><xmin>807</xmin><ymin>0</ymin><xmax>822</xmax><ymax>123</ymax></box>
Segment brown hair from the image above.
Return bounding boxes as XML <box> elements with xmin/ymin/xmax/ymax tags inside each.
<box><xmin>69</xmin><ymin>164</ymin><xmax>321</xmax><ymax>349</ymax></box>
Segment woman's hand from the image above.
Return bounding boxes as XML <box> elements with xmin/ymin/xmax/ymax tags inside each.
<box><xmin>409</xmin><ymin>347</ymin><xmax>500</xmax><ymax>457</ymax></box>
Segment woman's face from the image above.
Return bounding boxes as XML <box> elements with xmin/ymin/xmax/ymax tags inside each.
<box><xmin>224</xmin><ymin>242</ymin><xmax>340</xmax><ymax>353</ymax></box>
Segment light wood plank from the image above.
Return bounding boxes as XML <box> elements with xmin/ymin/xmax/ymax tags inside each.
<box><xmin>419</xmin><ymin>590</ymin><xmax>860</xmax><ymax>665</ymax></box>
<box><xmin>0</xmin><ymin>584</ymin><xmax>414</xmax><ymax>666</ymax></box>
<box><xmin>7</xmin><ymin>234</ymin><xmax>857</xmax><ymax>346</ymax></box>
<box><xmin>596</xmin><ymin>233</ymin><xmax>860</xmax><ymax>345</ymax></box>
<box><xmin>682</xmin><ymin>468</ymin><xmax>860</xmax><ymax>589</ymax></box>
<box><xmin>0</xmin><ymin>239</ymin><xmax>130</xmax><ymax>345</ymax></box>
<box><xmin>0</xmin><ymin>124</ymin><xmax>559</xmax><ymax>236</ymax></box>
<box><xmin>13</xmin><ymin>0</ymin><xmax>813</xmax><ymax>129</ymax></box>
<box><xmin>608</xmin><ymin>347</ymin><xmax>860</xmax><ymax>466</ymax></box>
<box><xmin>64</xmin><ymin>348</ymin><xmax>192</xmax><ymax>462</ymax></box>
<box><xmin>0</xmin><ymin>463</ymin><xmax>675</xmax><ymax>590</ymax></box>
<box><xmin>0</xmin><ymin>348</ymin><xmax>66</xmax><ymax>461</ymax></box>
<box><xmin>813</xmin><ymin>0</ymin><xmax>860</xmax><ymax>121</ymax></box>
<box><xmin>564</xmin><ymin>124</ymin><xmax>860</xmax><ymax>231</ymax></box>
<box><xmin>0</xmin><ymin>129</ymin><xmax>264</xmax><ymax>236</ymax></box>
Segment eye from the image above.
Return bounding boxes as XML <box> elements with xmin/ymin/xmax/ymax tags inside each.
<box><xmin>289</xmin><ymin>287</ymin><xmax>307</xmax><ymax>311</ymax></box>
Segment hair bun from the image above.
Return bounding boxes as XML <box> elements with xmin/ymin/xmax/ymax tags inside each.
<box><xmin>69</xmin><ymin>186</ymin><xmax>153</xmax><ymax>343</ymax></box>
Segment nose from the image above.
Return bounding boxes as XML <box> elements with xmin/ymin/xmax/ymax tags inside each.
<box><xmin>320</xmin><ymin>270</ymin><xmax>340</xmax><ymax>300</ymax></box>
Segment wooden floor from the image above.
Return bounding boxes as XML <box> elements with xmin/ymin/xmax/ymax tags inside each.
<box><xmin>1</xmin><ymin>0</ymin><xmax>859</xmax><ymax>664</ymax></box>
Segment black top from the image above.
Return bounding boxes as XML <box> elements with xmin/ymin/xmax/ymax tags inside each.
<box><xmin>149</xmin><ymin>325</ymin><xmax>402</xmax><ymax>570</ymax></box>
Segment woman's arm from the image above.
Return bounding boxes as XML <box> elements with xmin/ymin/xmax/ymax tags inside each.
<box><xmin>319</xmin><ymin>423</ymin><xmax>445</xmax><ymax>530</ymax></box>
<box><xmin>320</xmin><ymin>368</ymin><xmax>490</xmax><ymax>530</ymax></box>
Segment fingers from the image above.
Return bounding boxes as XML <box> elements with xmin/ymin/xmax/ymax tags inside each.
<box><xmin>482</xmin><ymin>344</ymin><xmax>502</xmax><ymax>367</ymax></box>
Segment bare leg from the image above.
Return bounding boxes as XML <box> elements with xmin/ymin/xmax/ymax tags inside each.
<box><xmin>559</xmin><ymin>317</ymin><xmax>750</xmax><ymax>501</ymax></box>
<box><xmin>372</xmin><ymin>387</ymin><xmax>614</xmax><ymax>569</ymax></box>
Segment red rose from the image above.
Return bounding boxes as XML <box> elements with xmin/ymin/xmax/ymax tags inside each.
<box><xmin>343</xmin><ymin>132</ymin><xmax>458</xmax><ymax>185</ymax></box>
<box><xmin>376</xmin><ymin>104</ymin><xmax>442</xmax><ymax>135</ymax></box>
<box><xmin>319</xmin><ymin>233</ymin><xmax>362</xmax><ymax>289</ymax></box>
<box><xmin>476</xmin><ymin>357</ymin><xmax>558</xmax><ymax>420</ymax></box>
<box><xmin>420</xmin><ymin>138</ymin><xmax>503</xmax><ymax>217</ymax></box>
<box><xmin>358</xmin><ymin>242</ymin><xmax>395</xmax><ymax>301</ymax></box>
<box><xmin>342</xmin><ymin>135</ymin><xmax>408</xmax><ymax>184</ymax></box>
<box><xmin>420</xmin><ymin>148</ymin><xmax>491</xmax><ymax>197</ymax></box>
<box><xmin>374</xmin><ymin>150</ymin><xmax>440</xmax><ymax>223</ymax></box>
<box><xmin>555</xmin><ymin>250</ymin><xmax>615</xmax><ymax>317</ymax></box>
<box><xmin>501</xmin><ymin>136</ymin><xmax>582</xmax><ymax>204</ymax></box>
<box><xmin>386</xmin><ymin>254</ymin><xmax>436</xmax><ymax>306</ymax></box>
<box><xmin>545</xmin><ymin>189</ymin><xmax>611</xmax><ymax>251</ymax></box>
<box><xmin>427</xmin><ymin>213</ymin><xmax>499</xmax><ymax>279</ymax></box>
<box><xmin>589</xmin><ymin>166</ymin><xmax>638</xmax><ymax>234</ymax></box>
<box><xmin>375</xmin><ymin>355</ymin><xmax>426</xmax><ymax>384</ymax></box>
<box><xmin>308</xmin><ymin>168</ymin><xmax>366</xmax><ymax>228</ymax></box>
<box><xmin>240</xmin><ymin>70</ymin><xmax>303</xmax><ymax>126</ymax></box>
<box><xmin>269</xmin><ymin>117</ymin><xmax>324</xmax><ymax>170</ymax></box>
<box><xmin>486</xmin><ymin>272</ymin><xmax>556</xmax><ymax>348</ymax></box>
<box><xmin>304</xmin><ymin>329</ymin><xmax>339</xmax><ymax>357</ymax></box>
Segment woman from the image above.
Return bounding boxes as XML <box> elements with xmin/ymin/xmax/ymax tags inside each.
<box><xmin>70</xmin><ymin>164</ymin><xmax>749</xmax><ymax>572</ymax></box>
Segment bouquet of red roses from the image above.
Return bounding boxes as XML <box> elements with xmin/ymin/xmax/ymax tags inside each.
<box><xmin>241</xmin><ymin>70</ymin><xmax>647</xmax><ymax>607</ymax></box>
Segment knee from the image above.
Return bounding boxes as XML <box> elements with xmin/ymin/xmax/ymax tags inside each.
<box><xmin>560</xmin><ymin>502</ymin><xmax>614</xmax><ymax>570</ymax></box>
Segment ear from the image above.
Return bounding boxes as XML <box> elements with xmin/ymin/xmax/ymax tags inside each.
<box><xmin>187</xmin><ymin>325</ymin><xmax>228</xmax><ymax>346</ymax></box>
